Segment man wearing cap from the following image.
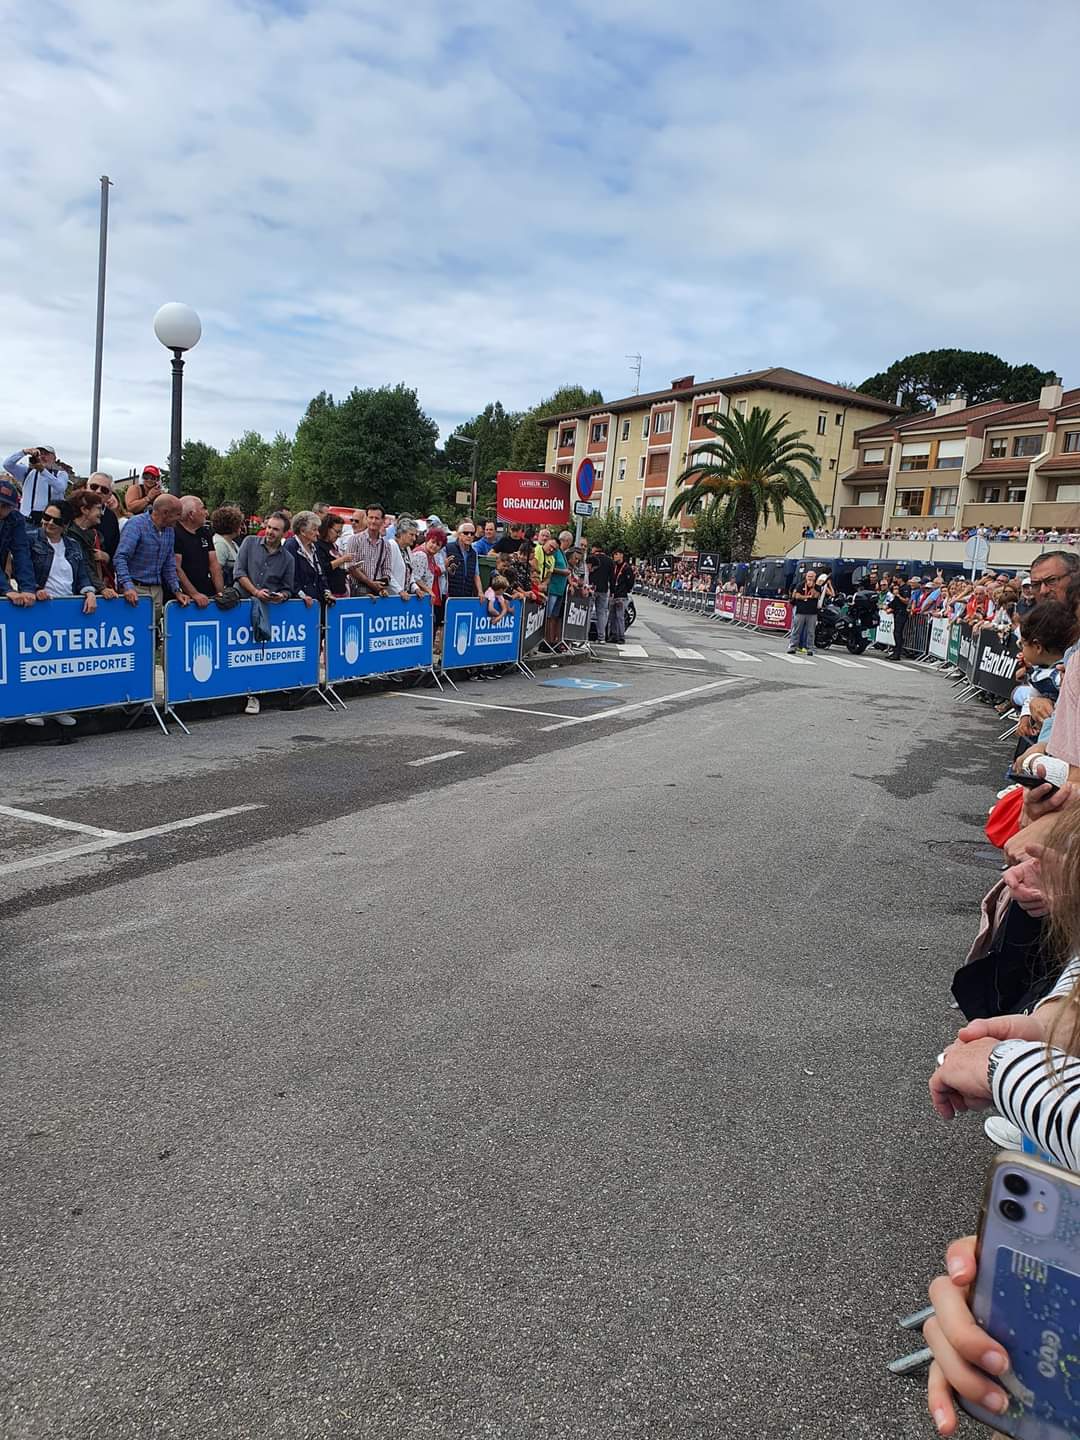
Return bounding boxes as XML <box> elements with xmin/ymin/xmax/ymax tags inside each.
<box><xmin>1016</xmin><ymin>576</ymin><xmax>1037</xmax><ymax>619</ymax></box>
<box><xmin>3</xmin><ymin>445</ymin><xmax>72</xmax><ymax>523</ymax></box>
<box><xmin>124</xmin><ymin>465</ymin><xmax>165</xmax><ymax>516</ymax></box>
<box><xmin>0</xmin><ymin>478</ymin><xmax>40</xmax><ymax>605</ymax></box>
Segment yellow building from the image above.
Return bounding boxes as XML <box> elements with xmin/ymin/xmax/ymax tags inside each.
<box><xmin>541</xmin><ymin>368</ymin><xmax>897</xmax><ymax>552</ymax></box>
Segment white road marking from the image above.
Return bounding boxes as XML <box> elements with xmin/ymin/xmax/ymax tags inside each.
<box><xmin>391</xmin><ymin>694</ymin><xmax>576</xmax><ymax>720</ymax></box>
<box><xmin>617</xmin><ymin>644</ymin><xmax>648</xmax><ymax>657</ymax></box>
<box><xmin>716</xmin><ymin>650</ymin><xmax>762</xmax><ymax>663</ymax></box>
<box><xmin>408</xmin><ymin>750</ymin><xmax>465</xmax><ymax>766</ymax></box>
<box><xmin>860</xmin><ymin>655</ymin><xmax>909</xmax><ymax>669</ymax></box>
<box><xmin>768</xmin><ymin>652</ymin><xmax>815</xmax><ymax>666</ymax></box>
<box><xmin>671</xmin><ymin>647</ymin><xmax>704</xmax><ymax>660</ymax></box>
<box><xmin>0</xmin><ymin>804</ymin><xmax>121</xmax><ymax>839</ymax></box>
<box><xmin>540</xmin><ymin>679</ymin><xmax>741</xmax><ymax>731</ymax></box>
<box><xmin>1</xmin><ymin>805</ymin><xmax>264</xmax><ymax>878</ymax></box>
<box><xmin>816</xmin><ymin>654</ymin><xmax>866</xmax><ymax>669</ymax></box>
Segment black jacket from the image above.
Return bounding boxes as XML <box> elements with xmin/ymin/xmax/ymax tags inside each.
<box><xmin>611</xmin><ymin>560</ymin><xmax>635</xmax><ymax>598</ymax></box>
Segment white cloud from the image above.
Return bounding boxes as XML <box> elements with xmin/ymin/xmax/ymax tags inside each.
<box><xmin>3</xmin><ymin>0</ymin><xmax>1079</xmax><ymax>481</ymax></box>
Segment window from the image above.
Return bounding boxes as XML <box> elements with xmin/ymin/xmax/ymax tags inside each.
<box><xmin>900</xmin><ymin>441</ymin><xmax>931</xmax><ymax>472</ymax></box>
<box><xmin>621</xmin><ymin>419</ymin><xmax>630</xmax><ymax>441</ymax></box>
<box><xmin>613</xmin><ymin>498</ymin><xmax>622</xmax><ymax>515</ymax></box>
<box><xmin>594</xmin><ymin>462</ymin><xmax>605</xmax><ymax>486</ymax></box>
<box><xmin>862</xmin><ymin>447</ymin><xmax>886</xmax><ymax>465</ymax></box>
<box><xmin>556</xmin><ymin>462</ymin><xmax>572</xmax><ymax>476</ymax></box>
<box><xmin>652</xmin><ymin>411</ymin><xmax>673</xmax><ymax>435</ymax></box>
<box><xmin>855</xmin><ymin>488</ymin><xmax>884</xmax><ymax>506</ymax></box>
<box><xmin>894</xmin><ymin>489</ymin><xmax>924</xmax><ymax>516</ymax></box>
<box><xmin>696</xmin><ymin>405</ymin><xmax>717</xmax><ymax>426</ymax></box>
<box><xmin>1063</xmin><ymin>431</ymin><xmax>1080</xmax><ymax>454</ymax></box>
<box><xmin>1013</xmin><ymin>434</ymin><xmax>1042</xmax><ymax>458</ymax></box>
<box><xmin>1007</xmin><ymin>485</ymin><xmax>1027</xmax><ymax>503</ymax></box>
<box><xmin>988</xmin><ymin>437</ymin><xmax>1007</xmax><ymax>459</ymax></box>
<box><xmin>590</xmin><ymin>421</ymin><xmax>608</xmax><ymax>444</ymax></box>
<box><xmin>978</xmin><ymin>485</ymin><xmax>1002</xmax><ymax>504</ymax></box>
<box><xmin>646</xmin><ymin>451</ymin><xmax>668</xmax><ymax>477</ymax></box>
<box><xmin>646</xmin><ymin>497</ymin><xmax>663</xmax><ymax>512</ymax></box>
<box><xmin>735</xmin><ymin>398</ymin><xmax>747</xmax><ymax>415</ymax></box>
<box><xmin>1055</xmin><ymin>484</ymin><xmax>1080</xmax><ymax>502</ymax></box>
<box><xmin>817</xmin><ymin>413</ymin><xmax>827</xmax><ymax>435</ymax></box>
<box><xmin>638</xmin><ymin>456</ymin><xmax>646</xmax><ymax>478</ymax></box>
<box><xmin>617</xmin><ymin>457</ymin><xmax>627</xmax><ymax>482</ymax></box>
<box><xmin>642</xmin><ymin>415</ymin><xmax>650</xmax><ymax>440</ymax></box>
<box><xmin>929</xmin><ymin>486</ymin><xmax>958</xmax><ymax>516</ymax></box>
<box><xmin>559</xmin><ymin>427</ymin><xmax>575</xmax><ymax>448</ymax></box>
<box><xmin>934</xmin><ymin>438</ymin><xmax>965</xmax><ymax>470</ymax></box>
<box><xmin>835</xmin><ymin>412</ymin><xmax>843</xmax><ymax>427</ymax></box>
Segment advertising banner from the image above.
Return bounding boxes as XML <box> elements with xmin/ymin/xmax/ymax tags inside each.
<box><xmin>947</xmin><ymin>621</ymin><xmax>962</xmax><ymax>667</ymax></box>
<box><xmin>560</xmin><ymin>591</ymin><xmax>590</xmax><ymax>646</ymax></box>
<box><xmin>442</xmin><ymin>598</ymin><xmax>521</xmax><ymax>670</ymax></box>
<box><xmin>875</xmin><ymin>612</ymin><xmax>895</xmax><ymax>647</ymax></box>
<box><xmin>163</xmin><ymin>598</ymin><xmax>319</xmax><ymax>704</ymax></box>
<box><xmin>696</xmin><ymin>553</ymin><xmax>720</xmax><ymax>579</ymax></box>
<box><xmin>0</xmin><ymin>595</ymin><xmax>155</xmax><ymax>720</ymax></box>
<box><xmin>972</xmin><ymin>629</ymin><xmax>1019</xmax><ymax>699</ymax></box>
<box><xmin>495</xmin><ymin>472</ymin><xmax>571</xmax><ymax>525</ymax></box>
<box><xmin>735</xmin><ymin>594</ymin><xmax>757</xmax><ymax>623</ymax></box>
<box><xmin>757</xmin><ymin>598</ymin><xmax>792</xmax><ymax>632</ymax></box>
<box><xmin>929</xmin><ymin>617</ymin><xmax>951</xmax><ymax>661</ymax></box>
<box><xmin>326</xmin><ymin>597</ymin><xmax>432</xmax><ymax>681</ymax></box>
<box><xmin>519</xmin><ymin>598</ymin><xmax>546</xmax><ymax>658</ymax></box>
<box><xmin>957</xmin><ymin>622</ymin><xmax>978</xmax><ymax>680</ymax></box>
<box><xmin>714</xmin><ymin>592</ymin><xmax>737</xmax><ymax>618</ymax></box>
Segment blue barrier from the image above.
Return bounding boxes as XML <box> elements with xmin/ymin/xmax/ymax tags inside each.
<box><xmin>326</xmin><ymin>596</ymin><xmax>433</xmax><ymax>682</ymax></box>
<box><xmin>0</xmin><ymin>595</ymin><xmax>155</xmax><ymax>720</ymax></box>
<box><xmin>442</xmin><ymin>598</ymin><xmax>521</xmax><ymax>670</ymax></box>
<box><xmin>163</xmin><ymin>598</ymin><xmax>319</xmax><ymax>705</ymax></box>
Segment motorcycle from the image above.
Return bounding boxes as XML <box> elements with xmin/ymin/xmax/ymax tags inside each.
<box><xmin>814</xmin><ymin>600</ymin><xmax>874</xmax><ymax>655</ymax></box>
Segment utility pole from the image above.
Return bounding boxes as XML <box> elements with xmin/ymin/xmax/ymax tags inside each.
<box><xmin>89</xmin><ymin>176</ymin><xmax>113</xmax><ymax>474</ymax></box>
<box><xmin>626</xmin><ymin>353</ymin><xmax>642</xmax><ymax>395</ymax></box>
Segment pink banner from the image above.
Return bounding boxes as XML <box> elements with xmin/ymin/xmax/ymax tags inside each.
<box><xmin>714</xmin><ymin>593</ymin><xmax>737</xmax><ymax>617</ymax></box>
<box><xmin>722</xmin><ymin>595</ymin><xmax>792</xmax><ymax>630</ymax></box>
<box><xmin>757</xmin><ymin>599</ymin><xmax>792</xmax><ymax>631</ymax></box>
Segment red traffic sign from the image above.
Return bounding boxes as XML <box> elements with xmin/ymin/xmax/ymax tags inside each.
<box><xmin>575</xmin><ymin>458</ymin><xmax>596</xmax><ymax>502</ymax></box>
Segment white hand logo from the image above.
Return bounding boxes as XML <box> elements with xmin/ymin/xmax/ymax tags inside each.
<box><xmin>344</xmin><ymin>624</ymin><xmax>360</xmax><ymax>665</ymax></box>
<box><xmin>191</xmin><ymin>630</ymin><xmax>214</xmax><ymax>683</ymax></box>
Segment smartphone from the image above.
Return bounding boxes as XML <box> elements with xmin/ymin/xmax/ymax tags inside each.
<box><xmin>961</xmin><ymin>1153</ymin><xmax>1080</xmax><ymax>1437</ymax></box>
<box><xmin>1007</xmin><ymin>770</ymin><xmax>1061</xmax><ymax>794</ymax></box>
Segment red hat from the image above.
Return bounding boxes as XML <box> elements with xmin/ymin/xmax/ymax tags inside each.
<box><xmin>142</xmin><ymin>464</ymin><xmax>161</xmax><ymax>479</ymax></box>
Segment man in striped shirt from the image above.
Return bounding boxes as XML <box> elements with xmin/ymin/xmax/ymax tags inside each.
<box><xmin>342</xmin><ymin>504</ymin><xmax>392</xmax><ymax>594</ymax></box>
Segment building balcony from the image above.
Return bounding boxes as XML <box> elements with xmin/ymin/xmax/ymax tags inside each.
<box><xmin>1029</xmin><ymin>501</ymin><xmax>1080</xmax><ymax>528</ymax></box>
<box><xmin>960</xmin><ymin>503</ymin><xmax>1024</xmax><ymax>528</ymax></box>
<box><xmin>888</xmin><ymin>514</ymin><xmax>954</xmax><ymax>529</ymax></box>
<box><xmin>837</xmin><ymin>506</ymin><xmax>883</xmax><ymax>528</ymax></box>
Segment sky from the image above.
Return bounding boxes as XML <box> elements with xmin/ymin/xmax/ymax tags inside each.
<box><xmin>4</xmin><ymin>0</ymin><xmax>1080</xmax><ymax>478</ymax></box>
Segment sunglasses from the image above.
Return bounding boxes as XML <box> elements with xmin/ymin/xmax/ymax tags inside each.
<box><xmin>460</xmin><ymin>529</ymin><xmax>475</xmax><ymax>537</ymax></box>
<box><xmin>43</xmin><ymin>513</ymin><xmax>63</xmax><ymax>524</ymax></box>
<box><xmin>87</xmin><ymin>483</ymin><xmax>110</xmax><ymax>494</ymax></box>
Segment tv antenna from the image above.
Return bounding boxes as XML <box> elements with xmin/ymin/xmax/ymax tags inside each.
<box><xmin>626</xmin><ymin>352</ymin><xmax>642</xmax><ymax>394</ymax></box>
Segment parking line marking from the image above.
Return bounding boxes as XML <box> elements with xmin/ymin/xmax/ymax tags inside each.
<box><xmin>391</xmin><ymin>695</ymin><xmax>576</xmax><ymax>720</ymax></box>
<box><xmin>617</xmin><ymin>644</ymin><xmax>648</xmax><ymax>658</ymax></box>
<box><xmin>816</xmin><ymin>654</ymin><xmax>866</xmax><ymax>669</ymax></box>
<box><xmin>0</xmin><ymin>804</ymin><xmax>121</xmax><ymax>839</ymax></box>
<box><xmin>1</xmin><ymin>805</ymin><xmax>264</xmax><ymax>878</ymax></box>
<box><xmin>671</xmin><ymin>647</ymin><xmax>704</xmax><ymax>660</ymax></box>
<box><xmin>540</xmin><ymin>679</ymin><xmax>740</xmax><ymax>731</ymax></box>
<box><xmin>768</xmin><ymin>652</ymin><xmax>815</xmax><ymax>666</ymax></box>
<box><xmin>408</xmin><ymin>750</ymin><xmax>465</xmax><ymax>766</ymax></box>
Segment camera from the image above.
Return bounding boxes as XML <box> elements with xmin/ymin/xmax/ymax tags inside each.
<box><xmin>1000</xmin><ymin>1198</ymin><xmax>1026</xmax><ymax>1223</ymax></box>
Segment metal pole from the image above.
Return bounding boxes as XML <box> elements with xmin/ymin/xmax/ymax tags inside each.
<box><xmin>89</xmin><ymin>175</ymin><xmax>112</xmax><ymax>472</ymax></box>
<box><xmin>470</xmin><ymin>445</ymin><xmax>479</xmax><ymax>518</ymax></box>
<box><xmin>169</xmin><ymin>350</ymin><xmax>184</xmax><ymax>496</ymax></box>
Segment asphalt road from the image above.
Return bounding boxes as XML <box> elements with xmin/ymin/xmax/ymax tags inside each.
<box><xmin>1</xmin><ymin>598</ymin><xmax>1006</xmax><ymax>1438</ymax></box>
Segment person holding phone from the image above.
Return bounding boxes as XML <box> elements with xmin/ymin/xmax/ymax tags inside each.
<box><xmin>3</xmin><ymin>445</ymin><xmax>72</xmax><ymax>522</ymax></box>
<box><xmin>787</xmin><ymin>569</ymin><xmax>819</xmax><ymax>655</ymax></box>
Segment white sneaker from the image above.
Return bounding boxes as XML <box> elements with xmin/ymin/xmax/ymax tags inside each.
<box><xmin>983</xmin><ymin>1114</ymin><xmax>1023</xmax><ymax>1150</ymax></box>
<box><xmin>55</xmin><ymin>713</ymin><xmax>77</xmax><ymax>727</ymax></box>
<box><xmin>244</xmin><ymin>695</ymin><xmax>260</xmax><ymax>716</ymax></box>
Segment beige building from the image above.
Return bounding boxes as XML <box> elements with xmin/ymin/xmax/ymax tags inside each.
<box><xmin>838</xmin><ymin>378</ymin><xmax>1080</xmax><ymax>535</ymax></box>
<box><xmin>541</xmin><ymin>367</ymin><xmax>897</xmax><ymax>553</ymax></box>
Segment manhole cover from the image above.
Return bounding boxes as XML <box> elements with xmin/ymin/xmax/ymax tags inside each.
<box><xmin>927</xmin><ymin>840</ymin><xmax>1001</xmax><ymax>867</ymax></box>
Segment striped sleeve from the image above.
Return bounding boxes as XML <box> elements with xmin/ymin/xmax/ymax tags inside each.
<box><xmin>1037</xmin><ymin>956</ymin><xmax>1080</xmax><ymax>1008</ymax></box>
<box><xmin>992</xmin><ymin>1038</ymin><xmax>1080</xmax><ymax>1172</ymax></box>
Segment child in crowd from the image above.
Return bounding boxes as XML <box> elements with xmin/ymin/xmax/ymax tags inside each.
<box><xmin>1010</xmin><ymin>598</ymin><xmax>1077</xmax><ymax>716</ymax></box>
<box><xmin>484</xmin><ymin>571</ymin><xmax>511</xmax><ymax>622</ymax></box>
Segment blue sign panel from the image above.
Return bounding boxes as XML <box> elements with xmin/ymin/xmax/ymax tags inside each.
<box><xmin>442</xmin><ymin>598</ymin><xmax>521</xmax><ymax>670</ymax></box>
<box><xmin>163</xmin><ymin>599</ymin><xmax>319</xmax><ymax>704</ymax></box>
<box><xmin>326</xmin><ymin>597</ymin><xmax>433</xmax><ymax>681</ymax></box>
<box><xmin>0</xmin><ymin>595</ymin><xmax>155</xmax><ymax>720</ymax></box>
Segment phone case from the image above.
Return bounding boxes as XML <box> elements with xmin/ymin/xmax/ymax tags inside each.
<box><xmin>961</xmin><ymin>1154</ymin><xmax>1080</xmax><ymax>1439</ymax></box>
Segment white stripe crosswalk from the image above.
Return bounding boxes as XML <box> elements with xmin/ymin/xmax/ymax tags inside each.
<box><xmin>671</xmin><ymin>647</ymin><xmax>705</xmax><ymax>660</ymax></box>
<box><xmin>596</xmin><ymin>639</ymin><xmax>899</xmax><ymax>674</ymax></box>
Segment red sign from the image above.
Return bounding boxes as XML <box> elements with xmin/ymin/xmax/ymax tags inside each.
<box><xmin>758</xmin><ymin>599</ymin><xmax>793</xmax><ymax>631</ymax></box>
<box><xmin>496</xmin><ymin>471</ymin><xmax>571</xmax><ymax>525</ymax></box>
<box><xmin>575</xmin><ymin>459</ymin><xmax>596</xmax><ymax>502</ymax></box>
<box><xmin>714</xmin><ymin>592</ymin><xmax>737</xmax><ymax>617</ymax></box>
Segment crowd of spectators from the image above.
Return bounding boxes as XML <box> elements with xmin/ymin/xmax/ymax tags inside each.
<box><xmin>1</xmin><ymin>445</ymin><xmax>638</xmax><ymax>717</ymax></box>
<box><xmin>802</xmin><ymin>523</ymin><xmax>1080</xmax><ymax>544</ymax></box>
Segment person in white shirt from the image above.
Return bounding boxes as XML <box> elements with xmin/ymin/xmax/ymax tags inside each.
<box><xmin>3</xmin><ymin>445</ymin><xmax>72</xmax><ymax>521</ymax></box>
<box><xmin>386</xmin><ymin>517</ymin><xmax>420</xmax><ymax>596</ymax></box>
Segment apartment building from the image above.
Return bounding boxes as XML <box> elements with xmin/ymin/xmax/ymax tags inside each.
<box><xmin>838</xmin><ymin>378</ymin><xmax>1080</xmax><ymax>534</ymax></box>
<box><xmin>541</xmin><ymin>368</ymin><xmax>897</xmax><ymax>553</ymax></box>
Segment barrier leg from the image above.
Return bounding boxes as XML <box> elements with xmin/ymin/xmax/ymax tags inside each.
<box><xmin>324</xmin><ymin>684</ymin><xmax>347</xmax><ymax>710</ymax></box>
<box><xmin>161</xmin><ymin>704</ymin><xmax>189</xmax><ymax>736</ymax></box>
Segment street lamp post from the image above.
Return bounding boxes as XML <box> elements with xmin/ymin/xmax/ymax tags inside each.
<box><xmin>153</xmin><ymin>303</ymin><xmax>201</xmax><ymax>496</ymax></box>
<box><xmin>449</xmin><ymin>433</ymin><xmax>479</xmax><ymax>517</ymax></box>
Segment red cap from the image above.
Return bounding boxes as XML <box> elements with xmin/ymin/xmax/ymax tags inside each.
<box><xmin>142</xmin><ymin>464</ymin><xmax>161</xmax><ymax>479</ymax></box>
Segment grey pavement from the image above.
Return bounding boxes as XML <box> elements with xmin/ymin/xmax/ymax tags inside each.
<box><xmin>1</xmin><ymin>597</ymin><xmax>1004</xmax><ymax>1438</ymax></box>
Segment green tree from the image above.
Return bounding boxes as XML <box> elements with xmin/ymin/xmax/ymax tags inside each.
<box><xmin>622</xmin><ymin>508</ymin><xmax>680</xmax><ymax>562</ymax></box>
<box><xmin>181</xmin><ymin>439</ymin><xmax>222</xmax><ymax>507</ymax></box>
<box><xmin>685</xmin><ymin>503</ymin><xmax>732</xmax><ymax>560</ymax></box>
<box><xmin>445</xmin><ymin>401</ymin><xmax>521</xmax><ymax>515</ymax></box>
<box><xmin>584</xmin><ymin>510</ymin><xmax>627</xmax><ymax>553</ymax></box>
<box><xmin>291</xmin><ymin>384</ymin><xmax>438</xmax><ymax>511</ymax></box>
<box><xmin>258</xmin><ymin>432</ymin><xmax>293</xmax><ymax>515</ymax></box>
<box><xmin>211</xmin><ymin>431</ymin><xmax>274</xmax><ymax>517</ymax></box>
<box><xmin>858</xmin><ymin>349</ymin><xmax>1054</xmax><ymax>414</ymax></box>
<box><xmin>510</xmin><ymin>384</ymin><xmax>603</xmax><ymax>471</ymax></box>
<box><xmin>670</xmin><ymin>408</ymin><xmax>823</xmax><ymax>562</ymax></box>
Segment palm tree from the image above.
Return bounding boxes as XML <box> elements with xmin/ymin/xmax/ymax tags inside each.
<box><xmin>669</xmin><ymin>407</ymin><xmax>824</xmax><ymax>561</ymax></box>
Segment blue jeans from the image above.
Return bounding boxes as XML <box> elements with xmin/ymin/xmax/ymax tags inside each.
<box><xmin>592</xmin><ymin>592</ymin><xmax>610</xmax><ymax>641</ymax></box>
<box><xmin>609</xmin><ymin>597</ymin><xmax>627</xmax><ymax>642</ymax></box>
<box><xmin>788</xmin><ymin>612</ymin><xmax>816</xmax><ymax>651</ymax></box>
